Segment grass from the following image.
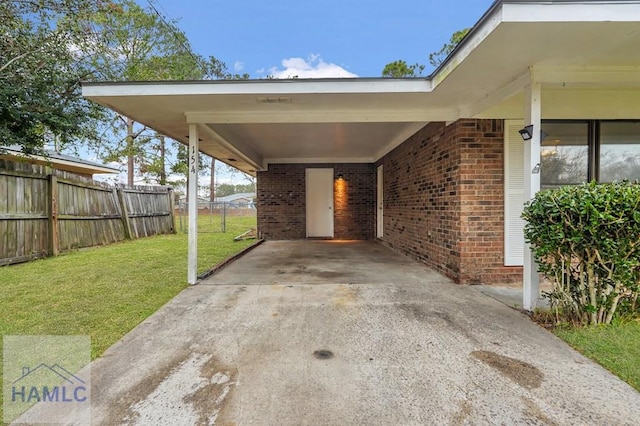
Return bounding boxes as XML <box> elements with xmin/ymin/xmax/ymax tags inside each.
<box><xmin>553</xmin><ymin>318</ymin><xmax>640</xmax><ymax>392</ymax></box>
<box><xmin>0</xmin><ymin>215</ymin><xmax>256</xmax><ymax>421</ymax></box>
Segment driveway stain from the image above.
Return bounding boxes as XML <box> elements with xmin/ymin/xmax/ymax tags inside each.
<box><xmin>223</xmin><ymin>286</ymin><xmax>247</xmax><ymax>310</ymax></box>
<box><xmin>114</xmin><ymin>352</ymin><xmax>237</xmax><ymax>426</ymax></box>
<box><xmin>333</xmin><ymin>284</ymin><xmax>359</xmax><ymax>308</ymax></box>
<box><xmin>275</xmin><ymin>264</ymin><xmax>348</xmax><ymax>281</ymax></box>
<box><xmin>313</xmin><ymin>349</ymin><xmax>335</xmax><ymax>360</ymax></box>
<box><xmin>399</xmin><ymin>303</ymin><xmax>478</xmax><ymax>342</ymax></box>
<box><xmin>471</xmin><ymin>350</ymin><xmax>544</xmax><ymax>389</ymax></box>
<box><xmin>183</xmin><ymin>355</ymin><xmax>238</xmax><ymax>426</ymax></box>
<box><xmin>105</xmin><ymin>350</ymin><xmax>189</xmax><ymax>426</ymax></box>
<box><xmin>451</xmin><ymin>398</ymin><xmax>473</xmax><ymax>425</ymax></box>
<box><xmin>521</xmin><ymin>396</ymin><xmax>558</xmax><ymax>425</ymax></box>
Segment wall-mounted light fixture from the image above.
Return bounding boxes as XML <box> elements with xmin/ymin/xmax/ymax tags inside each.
<box><xmin>519</xmin><ymin>125</ymin><xmax>534</xmax><ymax>140</ymax></box>
<box><xmin>519</xmin><ymin>125</ymin><xmax>548</xmax><ymax>142</ymax></box>
<box><xmin>532</xmin><ymin>163</ymin><xmax>541</xmax><ymax>174</ymax></box>
<box><xmin>336</xmin><ymin>173</ymin><xmax>344</xmax><ymax>180</ymax></box>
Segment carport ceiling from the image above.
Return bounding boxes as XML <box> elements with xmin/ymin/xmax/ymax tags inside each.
<box><xmin>83</xmin><ymin>0</ymin><xmax>640</xmax><ymax>176</ymax></box>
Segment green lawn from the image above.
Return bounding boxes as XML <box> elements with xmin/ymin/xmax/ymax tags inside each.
<box><xmin>0</xmin><ymin>215</ymin><xmax>256</xmax><ymax>421</ymax></box>
<box><xmin>554</xmin><ymin>320</ymin><xmax>640</xmax><ymax>392</ymax></box>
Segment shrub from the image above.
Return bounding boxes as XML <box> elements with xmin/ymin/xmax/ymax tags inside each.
<box><xmin>522</xmin><ymin>181</ymin><xmax>640</xmax><ymax>325</ymax></box>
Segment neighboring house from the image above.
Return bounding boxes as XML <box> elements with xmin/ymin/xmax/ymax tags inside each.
<box><xmin>83</xmin><ymin>0</ymin><xmax>640</xmax><ymax>307</ymax></box>
<box><xmin>0</xmin><ymin>145</ymin><xmax>119</xmax><ymax>178</ymax></box>
<box><xmin>177</xmin><ymin>195</ymin><xmax>210</xmax><ymax>208</ymax></box>
<box><xmin>215</xmin><ymin>192</ymin><xmax>256</xmax><ymax>207</ymax></box>
<box><xmin>178</xmin><ymin>193</ymin><xmax>256</xmax><ymax>208</ymax></box>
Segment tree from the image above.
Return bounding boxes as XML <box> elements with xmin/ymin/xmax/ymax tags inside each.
<box><xmin>216</xmin><ymin>183</ymin><xmax>236</xmax><ymax>198</ymax></box>
<box><xmin>82</xmin><ymin>0</ymin><xmax>208</xmax><ymax>185</ymax></box>
<box><xmin>381</xmin><ymin>60</ymin><xmax>424</xmax><ymax>78</ymax></box>
<box><xmin>428</xmin><ymin>28</ymin><xmax>470</xmax><ymax>68</ymax></box>
<box><xmin>1</xmin><ymin>0</ymin><xmax>245</xmax><ymax>187</ymax></box>
<box><xmin>0</xmin><ymin>1</ymin><xmax>109</xmax><ymax>154</ymax></box>
<box><xmin>381</xmin><ymin>28</ymin><xmax>470</xmax><ymax>77</ymax></box>
<box><xmin>170</xmin><ymin>144</ymin><xmax>209</xmax><ymax>200</ymax></box>
<box><xmin>84</xmin><ymin>2</ymin><xmax>248</xmax><ymax>185</ymax></box>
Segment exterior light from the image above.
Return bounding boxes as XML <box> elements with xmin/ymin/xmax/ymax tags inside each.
<box><xmin>519</xmin><ymin>125</ymin><xmax>533</xmax><ymax>141</ymax></box>
<box><xmin>336</xmin><ymin>173</ymin><xmax>344</xmax><ymax>180</ymax></box>
<box><xmin>532</xmin><ymin>163</ymin><xmax>541</xmax><ymax>174</ymax></box>
<box><xmin>519</xmin><ymin>125</ymin><xmax>548</xmax><ymax>142</ymax></box>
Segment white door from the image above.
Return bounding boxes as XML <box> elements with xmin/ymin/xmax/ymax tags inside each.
<box><xmin>377</xmin><ymin>165</ymin><xmax>384</xmax><ymax>238</ymax></box>
<box><xmin>306</xmin><ymin>168</ymin><xmax>334</xmax><ymax>237</ymax></box>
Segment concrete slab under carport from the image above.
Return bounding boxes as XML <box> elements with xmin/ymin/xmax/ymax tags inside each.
<box><xmin>51</xmin><ymin>241</ymin><xmax>640</xmax><ymax>425</ymax></box>
<box><xmin>201</xmin><ymin>240</ymin><xmax>446</xmax><ymax>286</ymax></box>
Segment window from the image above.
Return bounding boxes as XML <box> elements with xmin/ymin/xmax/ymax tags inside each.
<box><xmin>541</xmin><ymin>120</ymin><xmax>640</xmax><ymax>185</ymax></box>
<box><xmin>599</xmin><ymin>122</ymin><xmax>640</xmax><ymax>183</ymax></box>
<box><xmin>541</xmin><ymin>122</ymin><xmax>589</xmax><ymax>189</ymax></box>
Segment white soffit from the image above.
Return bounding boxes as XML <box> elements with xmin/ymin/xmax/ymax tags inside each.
<box><xmin>83</xmin><ymin>1</ymin><xmax>640</xmax><ymax>176</ymax></box>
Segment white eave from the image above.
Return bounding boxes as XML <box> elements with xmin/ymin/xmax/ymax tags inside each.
<box><xmin>0</xmin><ymin>149</ymin><xmax>119</xmax><ymax>176</ymax></box>
<box><xmin>82</xmin><ymin>0</ymin><xmax>640</xmax><ymax>176</ymax></box>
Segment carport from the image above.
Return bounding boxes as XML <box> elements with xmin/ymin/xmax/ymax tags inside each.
<box><xmin>82</xmin><ymin>0</ymin><xmax>640</xmax><ymax>310</ymax></box>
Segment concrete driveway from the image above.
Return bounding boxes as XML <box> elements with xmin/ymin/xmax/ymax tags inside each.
<box><xmin>83</xmin><ymin>241</ymin><xmax>639</xmax><ymax>424</ymax></box>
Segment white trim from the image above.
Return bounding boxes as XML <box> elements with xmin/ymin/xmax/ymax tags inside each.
<box><xmin>377</xmin><ymin>165</ymin><xmax>384</xmax><ymax>239</ymax></box>
<box><xmin>502</xmin><ymin>2</ymin><xmax>640</xmax><ymax>23</ymax></box>
<box><xmin>83</xmin><ymin>79</ymin><xmax>433</xmax><ymax>97</ymax></box>
<box><xmin>431</xmin><ymin>3</ymin><xmax>503</xmax><ymax>87</ymax></box>
<box><xmin>185</xmin><ymin>109</ymin><xmax>451</xmax><ymax>124</ymax></box>
<box><xmin>197</xmin><ymin>124</ymin><xmax>263</xmax><ymax>170</ymax></box>
<box><xmin>460</xmin><ymin>71</ymin><xmax>531</xmax><ymax>118</ymax></box>
<box><xmin>265</xmin><ymin>157</ymin><xmax>374</xmax><ymax>165</ymax></box>
<box><xmin>523</xmin><ymin>79</ymin><xmax>542</xmax><ymax>311</ymax></box>
<box><xmin>0</xmin><ymin>152</ymin><xmax>119</xmax><ymax>175</ymax></box>
<box><xmin>531</xmin><ymin>66</ymin><xmax>640</xmax><ymax>85</ymax></box>
<box><xmin>187</xmin><ymin>124</ymin><xmax>199</xmax><ymax>285</ymax></box>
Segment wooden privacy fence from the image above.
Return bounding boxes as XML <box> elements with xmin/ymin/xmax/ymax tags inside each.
<box><xmin>0</xmin><ymin>159</ymin><xmax>176</xmax><ymax>266</ymax></box>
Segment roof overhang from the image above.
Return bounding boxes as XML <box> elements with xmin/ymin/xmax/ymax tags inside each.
<box><xmin>82</xmin><ymin>0</ymin><xmax>640</xmax><ymax>176</ymax></box>
<box><xmin>0</xmin><ymin>148</ymin><xmax>119</xmax><ymax>176</ymax></box>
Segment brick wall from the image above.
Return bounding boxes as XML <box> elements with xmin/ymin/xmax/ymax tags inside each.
<box><xmin>457</xmin><ymin>120</ymin><xmax>521</xmax><ymax>284</ymax></box>
<box><xmin>378</xmin><ymin>120</ymin><xmax>522</xmax><ymax>284</ymax></box>
<box><xmin>377</xmin><ymin>122</ymin><xmax>462</xmax><ymax>280</ymax></box>
<box><xmin>257</xmin><ymin>163</ymin><xmax>374</xmax><ymax>240</ymax></box>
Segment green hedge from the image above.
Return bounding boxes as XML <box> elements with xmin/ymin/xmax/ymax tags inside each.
<box><xmin>522</xmin><ymin>181</ymin><xmax>640</xmax><ymax>325</ymax></box>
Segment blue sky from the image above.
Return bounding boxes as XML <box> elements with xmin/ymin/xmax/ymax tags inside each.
<box><xmin>151</xmin><ymin>0</ymin><xmax>494</xmax><ymax>78</ymax></box>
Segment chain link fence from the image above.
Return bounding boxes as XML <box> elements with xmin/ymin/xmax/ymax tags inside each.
<box><xmin>176</xmin><ymin>201</ymin><xmax>256</xmax><ymax>233</ymax></box>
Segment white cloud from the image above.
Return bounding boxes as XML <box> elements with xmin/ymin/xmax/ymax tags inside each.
<box><xmin>267</xmin><ymin>54</ymin><xmax>357</xmax><ymax>79</ymax></box>
<box><xmin>233</xmin><ymin>61</ymin><xmax>244</xmax><ymax>72</ymax></box>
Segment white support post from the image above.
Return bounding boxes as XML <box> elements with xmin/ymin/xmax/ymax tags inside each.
<box><xmin>188</xmin><ymin>124</ymin><xmax>199</xmax><ymax>285</ymax></box>
<box><xmin>523</xmin><ymin>80</ymin><xmax>542</xmax><ymax>311</ymax></box>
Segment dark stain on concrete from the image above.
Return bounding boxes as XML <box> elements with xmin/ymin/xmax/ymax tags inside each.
<box><xmin>315</xmin><ymin>270</ymin><xmax>348</xmax><ymax>279</ymax></box>
<box><xmin>183</xmin><ymin>355</ymin><xmax>238</xmax><ymax>426</ymax></box>
<box><xmin>521</xmin><ymin>396</ymin><xmax>558</xmax><ymax>425</ymax></box>
<box><xmin>333</xmin><ymin>284</ymin><xmax>359</xmax><ymax>308</ymax></box>
<box><xmin>223</xmin><ymin>286</ymin><xmax>247</xmax><ymax>309</ymax></box>
<box><xmin>275</xmin><ymin>264</ymin><xmax>349</xmax><ymax>280</ymax></box>
<box><xmin>313</xmin><ymin>349</ymin><xmax>335</xmax><ymax>360</ymax></box>
<box><xmin>105</xmin><ymin>350</ymin><xmax>189</xmax><ymax>426</ymax></box>
<box><xmin>399</xmin><ymin>303</ymin><xmax>478</xmax><ymax>343</ymax></box>
<box><xmin>451</xmin><ymin>399</ymin><xmax>473</xmax><ymax>425</ymax></box>
<box><xmin>104</xmin><ymin>352</ymin><xmax>238</xmax><ymax>426</ymax></box>
<box><xmin>471</xmin><ymin>350</ymin><xmax>544</xmax><ymax>389</ymax></box>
